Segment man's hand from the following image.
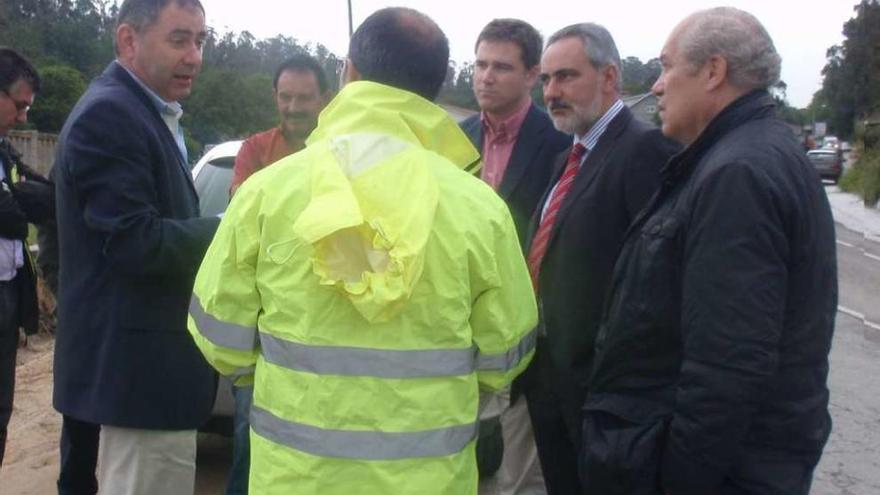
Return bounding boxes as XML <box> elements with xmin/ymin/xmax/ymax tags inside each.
<box><xmin>12</xmin><ymin>179</ymin><xmax>54</xmax><ymax>224</ymax></box>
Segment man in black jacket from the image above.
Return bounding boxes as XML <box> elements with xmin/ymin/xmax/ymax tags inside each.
<box><xmin>0</xmin><ymin>47</ymin><xmax>50</xmax><ymax>470</ymax></box>
<box><xmin>584</xmin><ymin>7</ymin><xmax>837</xmax><ymax>495</ymax></box>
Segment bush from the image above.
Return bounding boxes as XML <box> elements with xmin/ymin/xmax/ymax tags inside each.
<box><xmin>844</xmin><ymin>149</ymin><xmax>880</xmax><ymax>207</ymax></box>
<box><xmin>839</xmin><ymin>163</ymin><xmax>862</xmax><ymax>193</ymax></box>
<box><xmin>862</xmin><ymin>150</ymin><xmax>880</xmax><ymax>207</ymax></box>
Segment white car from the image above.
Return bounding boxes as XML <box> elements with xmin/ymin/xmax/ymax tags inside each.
<box><xmin>192</xmin><ymin>140</ymin><xmax>242</xmax><ymax>217</ymax></box>
<box><xmin>822</xmin><ymin>135</ymin><xmax>840</xmax><ymax>150</ymax></box>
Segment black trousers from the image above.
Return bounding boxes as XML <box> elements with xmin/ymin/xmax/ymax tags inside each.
<box><xmin>0</xmin><ymin>279</ymin><xmax>19</xmax><ymax>468</ymax></box>
<box><xmin>523</xmin><ymin>344</ymin><xmax>584</xmax><ymax>495</ymax></box>
<box><xmin>57</xmin><ymin>415</ymin><xmax>100</xmax><ymax>495</ymax></box>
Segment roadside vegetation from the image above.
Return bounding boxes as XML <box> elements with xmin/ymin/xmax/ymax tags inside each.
<box><xmin>839</xmin><ymin>150</ymin><xmax>880</xmax><ymax>207</ymax></box>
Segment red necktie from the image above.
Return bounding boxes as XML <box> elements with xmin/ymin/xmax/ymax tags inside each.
<box><xmin>527</xmin><ymin>143</ymin><xmax>587</xmax><ymax>288</ymax></box>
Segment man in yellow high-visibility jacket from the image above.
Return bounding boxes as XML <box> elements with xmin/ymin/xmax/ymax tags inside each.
<box><xmin>188</xmin><ymin>7</ymin><xmax>537</xmax><ymax>495</ymax></box>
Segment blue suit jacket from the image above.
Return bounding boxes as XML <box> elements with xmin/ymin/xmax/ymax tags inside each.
<box><xmin>53</xmin><ymin>62</ymin><xmax>220</xmax><ymax>429</ymax></box>
<box><xmin>460</xmin><ymin>104</ymin><xmax>570</xmax><ymax>247</ymax></box>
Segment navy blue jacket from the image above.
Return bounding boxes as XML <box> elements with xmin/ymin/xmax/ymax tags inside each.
<box><xmin>53</xmin><ymin>62</ymin><xmax>220</xmax><ymax>429</ymax></box>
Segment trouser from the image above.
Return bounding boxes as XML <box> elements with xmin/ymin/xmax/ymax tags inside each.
<box><xmin>720</xmin><ymin>448</ymin><xmax>820</xmax><ymax>495</ymax></box>
<box><xmin>523</xmin><ymin>344</ymin><xmax>583</xmax><ymax>495</ymax></box>
<box><xmin>58</xmin><ymin>415</ymin><xmax>101</xmax><ymax>495</ymax></box>
<box><xmin>0</xmin><ymin>279</ymin><xmax>19</xmax><ymax>469</ymax></box>
<box><xmin>97</xmin><ymin>425</ymin><xmax>197</xmax><ymax>495</ymax></box>
<box><xmin>226</xmin><ymin>384</ymin><xmax>253</xmax><ymax>495</ymax></box>
<box><xmin>479</xmin><ymin>392</ymin><xmax>546</xmax><ymax>495</ymax></box>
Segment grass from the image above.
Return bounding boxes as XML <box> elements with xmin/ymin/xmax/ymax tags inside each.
<box><xmin>839</xmin><ymin>149</ymin><xmax>880</xmax><ymax>208</ymax></box>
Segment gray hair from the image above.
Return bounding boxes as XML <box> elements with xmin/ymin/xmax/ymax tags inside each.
<box><xmin>547</xmin><ymin>23</ymin><xmax>622</xmax><ymax>92</ymax></box>
<box><xmin>677</xmin><ymin>7</ymin><xmax>781</xmax><ymax>90</ymax></box>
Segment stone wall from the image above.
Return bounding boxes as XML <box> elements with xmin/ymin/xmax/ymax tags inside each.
<box><xmin>7</xmin><ymin>130</ymin><xmax>57</xmax><ymax>178</ymax></box>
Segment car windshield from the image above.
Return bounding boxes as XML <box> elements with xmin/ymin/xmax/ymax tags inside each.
<box><xmin>194</xmin><ymin>157</ymin><xmax>234</xmax><ymax>217</ymax></box>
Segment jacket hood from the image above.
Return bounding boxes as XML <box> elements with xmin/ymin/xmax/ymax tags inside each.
<box><xmin>292</xmin><ymin>82</ymin><xmax>480</xmax><ymax>323</ymax></box>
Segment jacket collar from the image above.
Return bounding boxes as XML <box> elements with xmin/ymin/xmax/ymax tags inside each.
<box><xmin>662</xmin><ymin>89</ymin><xmax>776</xmax><ymax>183</ymax></box>
<box><xmin>496</xmin><ymin>104</ymin><xmax>544</xmax><ymax>198</ymax></box>
<box><xmin>308</xmin><ymin>81</ymin><xmax>480</xmax><ymax>171</ymax></box>
<box><xmin>103</xmin><ymin>62</ymin><xmax>196</xmax><ymax>192</ymax></box>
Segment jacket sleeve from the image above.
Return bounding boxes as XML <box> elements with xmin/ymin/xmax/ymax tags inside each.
<box><xmin>0</xmin><ymin>183</ymin><xmax>28</xmax><ymax>240</ymax></box>
<box><xmin>188</xmin><ymin>186</ymin><xmax>262</xmax><ymax>386</ymax></box>
<box><xmin>624</xmin><ymin>129</ymin><xmax>678</xmax><ymax>219</ymax></box>
<box><xmin>662</xmin><ymin>162</ymin><xmax>790</xmax><ymax>494</ymax></box>
<box><xmin>66</xmin><ymin>101</ymin><xmax>219</xmax><ymax>277</ymax></box>
<box><xmin>470</xmin><ymin>199</ymin><xmax>538</xmax><ymax>391</ymax></box>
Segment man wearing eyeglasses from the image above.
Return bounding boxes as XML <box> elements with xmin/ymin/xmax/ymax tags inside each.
<box><xmin>0</xmin><ymin>47</ymin><xmax>53</xmax><ymax>470</ymax></box>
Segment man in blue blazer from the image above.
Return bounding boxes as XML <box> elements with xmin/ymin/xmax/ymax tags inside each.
<box><xmin>460</xmin><ymin>19</ymin><xmax>569</xmax><ymax>495</ymax></box>
<box><xmin>460</xmin><ymin>20</ymin><xmax>570</xmax><ymax>250</ymax></box>
<box><xmin>53</xmin><ymin>1</ymin><xmax>218</xmax><ymax>493</ymax></box>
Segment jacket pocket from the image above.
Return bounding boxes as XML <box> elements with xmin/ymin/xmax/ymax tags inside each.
<box><xmin>115</xmin><ymin>277</ymin><xmax>191</xmax><ymax>332</ymax></box>
<box><xmin>581</xmin><ymin>409</ymin><xmax>669</xmax><ymax>495</ymax></box>
<box><xmin>632</xmin><ymin>214</ymin><xmax>683</xmax><ymax>325</ymax></box>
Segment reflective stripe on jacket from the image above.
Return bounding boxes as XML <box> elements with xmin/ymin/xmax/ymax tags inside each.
<box><xmin>188</xmin><ymin>81</ymin><xmax>537</xmax><ymax>495</ymax></box>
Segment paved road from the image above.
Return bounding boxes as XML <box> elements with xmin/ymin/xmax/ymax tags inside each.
<box><xmin>812</xmin><ymin>222</ymin><xmax>880</xmax><ymax>495</ymax></box>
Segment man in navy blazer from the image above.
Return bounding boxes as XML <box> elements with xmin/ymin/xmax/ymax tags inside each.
<box><xmin>460</xmin><ymin>20</ymin><xmax>569</xmax><ymax>249</ymax></box>
<box><xmin>460</xmin><ymin>19</ymin><xmax>569</xmax><ymax>495</ymax></box>
<box><xmin>53</xmin><ymin>1</ymin><xmax>218</xmax><ymax>493</ymax></box>
<box><xmin>524</xmin><ymin>24</ymin><xmax>679</xmax><ymax>494</ymax></box>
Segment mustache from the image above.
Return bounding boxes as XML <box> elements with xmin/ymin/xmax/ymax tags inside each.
<box><xmin>283</xmin><ymin>112</ymin><xmax>314</xmax><ymax>120</ymax></box>
<box><xmin>548</xmin><ymin>101</ymin><xmax>572</xmax><ymax>111</ymax></box>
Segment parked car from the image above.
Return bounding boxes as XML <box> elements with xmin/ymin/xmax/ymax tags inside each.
<box><xmin>806</xmin><ymin>148</ymin><xmax>843</xmax><ymax>184</ymax></box>
<box><xmin>192</xmin><ymin>140</ymin><xmax>242</xmax><ymax>434</ymax></box>
<box><xmin>192</xmin><ymin>140</ymin><xmax>242</xmax><ymax>216</ymax></box>
<box><xmin>822</xmin><ymin>135</ymin><xmax>840</xmax><ymax>150</ymax></box>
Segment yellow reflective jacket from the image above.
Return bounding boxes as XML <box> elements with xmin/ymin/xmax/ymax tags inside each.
<box><xmin>188</xmin><ymin>81</ymin><xmax>537</xmax><ymax>495</ymax></box>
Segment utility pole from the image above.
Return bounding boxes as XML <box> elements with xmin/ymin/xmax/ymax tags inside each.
<box><xmin>347</xmin><ymin>0</ymin><xmax>353</xmax><ymax>38</ymax></box>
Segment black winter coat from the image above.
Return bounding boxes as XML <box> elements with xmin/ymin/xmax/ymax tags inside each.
<box><xmin>584</xmin><ymin>91</ymin><xmax>837</xmax><ymax>495</ymax></box>
<box><xmin>0</xmin><ymin>140</ymin><xmax>52</xmax><ymax>335</ymax></box>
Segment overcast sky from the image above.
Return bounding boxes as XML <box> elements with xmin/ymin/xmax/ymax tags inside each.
<box><xmin>202</xmin><ymin>0</ymin><xmax>858</xmax><ymax>108</ymax></box>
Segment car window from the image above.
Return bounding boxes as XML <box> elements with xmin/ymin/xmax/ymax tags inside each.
<box><xmin>194</xmin><ymin>157</ymin><xmax>234</xmax><ymax>217</ymax></box>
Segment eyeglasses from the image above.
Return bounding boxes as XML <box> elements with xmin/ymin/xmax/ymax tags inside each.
<box><xmin>1</xmin><ymin>89</ymin><xmax>32</xmax><ymax>114</ymax></box>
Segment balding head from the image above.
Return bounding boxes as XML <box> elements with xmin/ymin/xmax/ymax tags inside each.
<box><xmin>348</xmin><ymin>7</ymin><xmax>449</xmax><ymax>101</ymax></box>
<box><xmin>675</xmin><ymin>7</ymin><xmax>781</xmax><ymax>92</ymax></box>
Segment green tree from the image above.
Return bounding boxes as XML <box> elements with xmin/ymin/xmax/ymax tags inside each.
<box><xmin>183</xmin><ymin>68</ymin><xmax>276</xmax><ymax>149</ymax></box>
<box><xmin>621</xmin><ymin>56</ymin><xmax>661</xmax><ymax>95</ymax></box>
<box><xmin>817</xmin><ymin>0</ymin><xmax>880</xmax><ymax>138</ymax></box>
<box><xmin>437</xmin><ymin>62</ymin><xmax>477</xmax><ymax>110</ymax></box>
<box><xmin>28</xmin><ymin>63</ymin><xmax>87</xmax><ymax>132</ymax></box>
